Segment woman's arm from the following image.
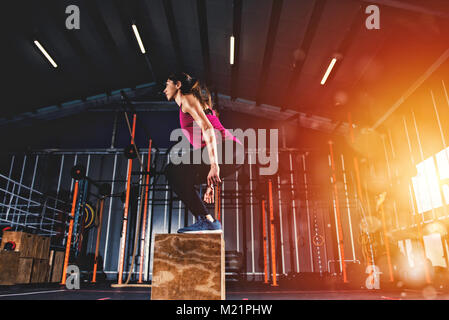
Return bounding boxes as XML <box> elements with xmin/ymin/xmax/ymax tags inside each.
<box><xmin>182</xmin><ymin>95</ymin><xmax>221</xmax><ymax>187</ymax></box>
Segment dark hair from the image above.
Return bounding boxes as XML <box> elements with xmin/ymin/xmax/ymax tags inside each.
<box><xmin>167</xmin><ymin>72</ymin><xmax>212</xmax><ymax>112</ymax></box>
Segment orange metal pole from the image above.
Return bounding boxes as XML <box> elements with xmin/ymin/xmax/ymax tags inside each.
<box><xmin>138</xmin><ymin>139</ymin><xmax>152</xmax><ymax>283</ymax></box>
<box><xmin>328</xmin><ymin>141</ymin><xmax>348</xmax><ymax>283</ymax></box>
<box><xmin>262</xmin><ymin>199</ymin><xmax>268</xmax><ymax>284</ymax></box>
<box><xmin>92</xmin><ymin>198</ymin><xmax>105</xmax><ymax>283</ymax></box>
<box><xmin>61</xmin><ymin>181</ymin><xmax>79</xmax><ymax>286</ymax></box>
<box><xmin>268</xmin><ymin>179</ymin><xmax>278</xmax><ymax>286</ymax></box>
<box><xmin>117</xmin><ymin>114</ymin><xmax>137</xmax><ymax>284</ymax></box>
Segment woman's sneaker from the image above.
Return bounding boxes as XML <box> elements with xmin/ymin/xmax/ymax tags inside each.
<box><xmin>177</xmin><ymin>217</ymin><xmax>222</xmax><ymax>234</ymax></box>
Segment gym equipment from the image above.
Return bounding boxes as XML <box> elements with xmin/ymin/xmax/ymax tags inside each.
<box><xmin>3</xmin><ymin>241</ymin><xmax>16</xmax><ymax>251</ymax></box>
<box><xmin>328</xmin><ymin>140</ymin><xmax>348</xmax><ymax>283</ymax></box>
<box><xmin>60</xmin><ymin>180</ymin><xmax>79</xmax><ymax>286</ymax></box>
<box><xmin>92</xmin><ymin>198</ymin><xmax>105</xmax><ymax>283</ymax></box>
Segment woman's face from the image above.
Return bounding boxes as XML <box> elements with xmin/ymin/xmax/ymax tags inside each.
<box><xmin>163</xmin><ymin>79</ymin><xmax>180</xmax><ymax>101</ymax></box>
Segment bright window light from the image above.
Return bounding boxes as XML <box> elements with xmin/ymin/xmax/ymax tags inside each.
<box><xmin>132</xmin><ymin>24</ymin><xmax>146</xmax><ymax>54</ymax></box>
<box><xmin>34</xmin><ymin>40</ymin><xmax>57</xmax><ymax>68</ymax></box>
<box><xmin>321</xmin><ymin>58</ymin><xmax>337</xmax><ymax>85</ymax></box>
<box><xmin>230</xmin><ymin>36</ymin><xmax>235</xmax><ymax>65</ymax></box>
<box><xmin>412</xmin><ymin>155</ymin><xmax>443</xmax><ymax>213</ymax></box>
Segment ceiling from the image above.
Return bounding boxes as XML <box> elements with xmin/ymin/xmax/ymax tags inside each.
<box><xmin>3</xmin><ymin>0</ymin><xmax>449</xmax><ymax>130</ymax></box>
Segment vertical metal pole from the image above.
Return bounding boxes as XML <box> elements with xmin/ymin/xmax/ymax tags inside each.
<box><xmin>61</xmin><ymin>180</ymin><xmax>79</xmax><ymax>285</ymax></box>
<box><xmin>111</xmin><ymin>110</ymin><xmax>119</xmax><ymax>149</ymax></box>
<box><xmin>92</xmin><ymin>198</ymin><xmax>105</xmax><ymax>283</ymax></box>
<box><xmin>289</xmin><ymin>153</ymin><xmax>300</xmax><ymax>273</ymax></box>
<box><xmin>117</xmin><ymin>114</ymin><xmax>137</xmax><ymax>285</ymax></box>
<box><xmin>328</xmin><ymin>141</ymin><xmax>348</xmax><ymax>283</ymax></box>
<box><xmin>276</xmin><ymin>172</ymin><xmax>286</xmax><ymax>275</ymax></box>
<box><xmin>340</xmin><ymin>155</ymin><xmax>356</xmax><ymax>262</ymax></box>
<box><xmin>104</xmin><ymin>153</ymin><xmax>117</xmax><ymax>269</ymax></box>
<box><xmin>302</xmin><ymin>154</ymin><xmax>313</xmax><ymax>273</ymax></box>
<box><xmin>262</xmin><ymin>199</ymin><xmax>268</xmax><ymax>284</ymax></box>
<box><xmin>268</xmin><ymin>179</ymin><xmax>278</xmax><ymax>286</ymax></box>
<box><xmin>249</xmin><ymin>154</ymin><xmax>255</xmax><ymax>277</ymax></box>
<box><xmin>138</xmin><ymin>139</ymin><xmax>152</xmax><ymax>283</ymax></box>
<box><xmin>236</xmin><ymin>170</ymin><xmax>240</xmax><ymax>252</ymax></box>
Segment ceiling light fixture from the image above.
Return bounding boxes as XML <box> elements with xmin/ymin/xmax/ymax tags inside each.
<box><xmin>34</xmin><ymin>40</ymin><xmax>58</xmax><ymax>68</ymax></box>
<box><xmin>321</xmin><ymin>58</ymin><xmax>337</xmax><ymax>85</ymax></box>
<box><xmin>132</xmin><ymin>24</ymin><xmax>146</xmax><ymax>54</ymax></box>
<box><xmin>230</xmin><ymin>35</ymin><xmax>235</xmax><ymax>65</ymax></box>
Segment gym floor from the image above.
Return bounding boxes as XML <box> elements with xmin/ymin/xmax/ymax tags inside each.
<box><xmin>0</xmin><ymin>282</ymin><xmax>447</xmax><ymax>300</ymax></box>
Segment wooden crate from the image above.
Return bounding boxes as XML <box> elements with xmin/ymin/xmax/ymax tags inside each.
<box><xmin>1</xmin><ymin>231</ymin><xmax>35</xmax><ymax>257</ymax></box>
<box><xmin>0</xmin><ymin>251</ymin><xmax>20</xmax><ymax>285</ymax></box>
<box><xmin>34</xmin><ymin>235</ymin><xmax>51</xmax><ymax>260</ymax></box>
<box><xmin>16</xmin><ymin>257</ymin><xmax>33</xmax><ymax>284</ymax></box>
<box><xmin>151</xmin><ymin>233</ymin><xmax>225</xmax><ymax>300</ymax></box>
<box><xmin>31</xmin><ymin>259</ymin><xmax>49</xmax><ymax>283</ymax></box>
<box><xmin>49</xmin><ymin>250</ymin><xmax>65</xmax><ymax>283</ymax></box>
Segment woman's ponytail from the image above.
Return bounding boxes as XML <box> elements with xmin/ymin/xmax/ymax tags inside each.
<box><xmin>168</xmin><ymin>72</ymin><xmax>213</xmax><ymax>112</ymax></box>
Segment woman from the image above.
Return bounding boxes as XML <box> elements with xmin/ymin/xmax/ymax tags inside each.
<box><xmin>163</xmin><ymin>72</ymin><xmax>244</xmax><ymax>233</ymax></box>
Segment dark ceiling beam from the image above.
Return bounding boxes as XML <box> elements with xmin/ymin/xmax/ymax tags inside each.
<box><xmin>314</xmin><ymin>4</ymin><xmax>365</xmax><ymax>116</ymax></box>
<box><xmin>112</xmin><ymin>0</ymin><xmax>156</xmax><ymax>82</ymax></box>
<box><xmin>82</xmin><ymin>0</ymin><xmax>131</xmax><ymax>78</ymax></box>
<box><xmin>196</xmin><ymin>0</ymin><xmax>211</xmax><ymax>85</ymax></box>
<box><xmin>255</xmin><ymin>0</ymin><xmax>283</xmax><ymax>106</ymax></box>
<box><xmin>162</xmin><ymin>0</ymin><xmax>184</xmax><ymax>72</ymax></box>
<box><xmin>282</xmin><ymin>0</ymin><xmax>326</xmax><ymax>112</ymax></box>
<box><xmin>230</xmin><ymin>0</ymin><xmax>243</xmax><ymax>100</ymax></box>
<box><xmin>44</xmin><ymin>0</ymin><xmax>106</xmax><ymax>93</ymax></box>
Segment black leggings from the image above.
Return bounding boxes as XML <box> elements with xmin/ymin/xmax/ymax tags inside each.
<box><xmin>165</xmin><ymin>139</ymin><xmax>244</xmax><ymax>218</ymax></box>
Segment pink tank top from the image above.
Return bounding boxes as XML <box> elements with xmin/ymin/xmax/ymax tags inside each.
<box><xmin>179</xmin><ymin>106</ymin><xmax>242</xmax><ymax>149</ymax></box>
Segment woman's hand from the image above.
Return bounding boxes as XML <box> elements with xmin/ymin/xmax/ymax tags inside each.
<box><xmin>203</xmin><ymin>185</ymin><xmax>214</xmax><ymax>204</ymax></box>
<box><xmin>207</xmin><ymin>164</ymin><xmax>221</xmax><ymax>188</ymax></box>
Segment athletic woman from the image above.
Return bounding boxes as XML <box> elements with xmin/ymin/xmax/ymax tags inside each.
<box><xmin>163</xmin><ymin>72</ymin><xmax>244</xmax><ymax>233</ymax></box>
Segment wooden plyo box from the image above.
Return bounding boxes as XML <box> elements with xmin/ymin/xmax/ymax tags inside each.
<box><xmin>0</xmin><ymin>251</ymin><xmax>20</xmax><ymax>285</ymax></box>
<box><xmin>151</xmin><ymin>233</ymin><xmax>225</xmax><ymax>300</ymax></box>
<box><xmin>49</xmin><ymin>250</ymin><xmax>65</xmax><ymax>283</ymax></box>
<box><xmin>1</xmin><ymin>231</ymin><xmax>35</xmax><ymax>257</ymax></box>
<box><xmin>34</xmin><ymin>235</ymin><xmax>51</xmax><ymax>260</ymax></box>
<box><xmin>16</xmin><ymin>257</ymin><xmax>33</xmax><ymax>284</ymax></box>
<box><xmin>31</xmin><ymin>259</ymin><xmax>49</xmax><ymax>283</ymax></box>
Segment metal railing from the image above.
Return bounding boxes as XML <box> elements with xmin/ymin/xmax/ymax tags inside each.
<box><xmin>0</xmin><ymin>173</ymin><xmax>71</xmax><ymax>237</ymax></box>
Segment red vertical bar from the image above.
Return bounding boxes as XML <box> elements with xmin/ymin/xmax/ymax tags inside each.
<box><xmin>138</xmin><ymin>139</ymin><xmax>152</xmax><ymax>283</ymax></box>
<box><xmin>92</xmin><ymin>198</ymin><xmax>105</xmax><ymax>283</ymax></box>
<box><xmin>117</xmin><ymin>114</ymin><xmax>137</xmax><ymax>284</ymax></box>
<box><xmin>268</xmin><ymin>179</ymin><xmax>278</xmax><ymax>286</ymax></box>
<box><xmin>328</xmin><ymin>141</ymin><xmax>348</xmax><ymax>283</ymax></box>
<box><xmin>61</xmin><ymin>181</ymin><xmax>79</xmax><ymax>285</ymax></box>
<box><xmin>262</xmin><ymin>199</ymin><xmax>268</xmax><ymax>284</ymax></box>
